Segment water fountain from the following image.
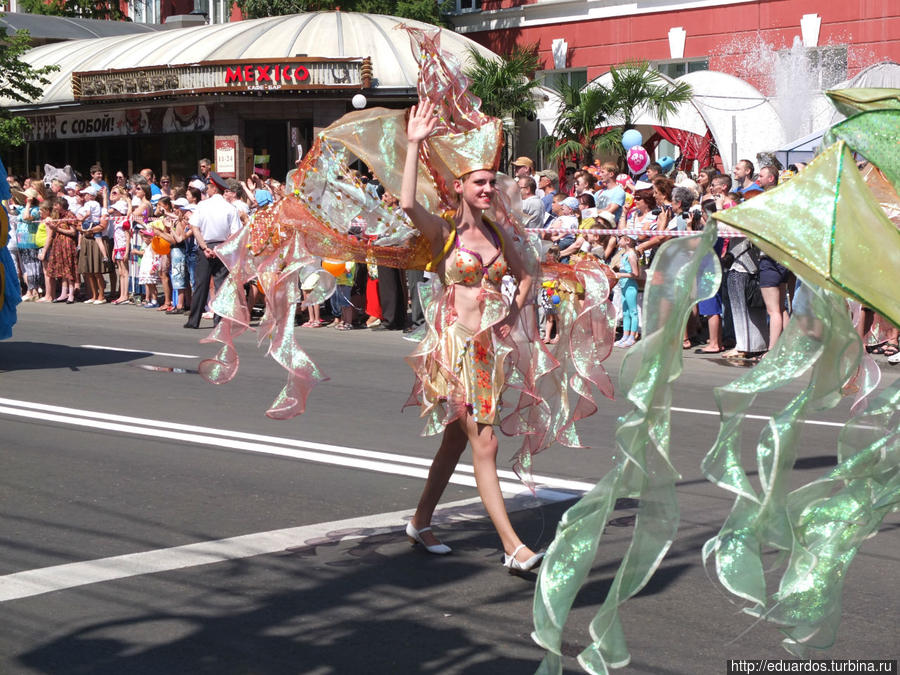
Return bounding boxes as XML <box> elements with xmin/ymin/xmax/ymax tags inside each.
<box><xmin>713</xmin><ymin>32</ymin><xmax>861</xmax><ymax>145</ymax></box>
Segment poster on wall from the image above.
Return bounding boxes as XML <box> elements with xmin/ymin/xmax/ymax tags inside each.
<box><xmin>27</xmin><ymin>105</ymin><xmax>212</xmax><ymax>141</ymax></box>
<box><xmin>215</xmin><ymin>139</ymin><xmax>237</xmax><ymax>177</ymax></box>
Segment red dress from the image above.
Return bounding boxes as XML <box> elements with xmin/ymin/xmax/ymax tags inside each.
<box><xmin>44</xmin><ymin>223</ymin><xmax>78</xmax><ymax>282</ymax></box>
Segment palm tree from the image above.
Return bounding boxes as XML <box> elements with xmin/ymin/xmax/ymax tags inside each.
<box><xmin>465</xmin><ymin>43</ymin><xmax>542</xmax><ymax>166</ymax></box>
<box><xmin>540</xmin><ymin>61</ymin><xmax>693</xmax><ymax>167</ymax></box>
<box><xmin>538</xmin><ymin>78</ymin><xmax>618</xmax><ymax>167</ymax></box>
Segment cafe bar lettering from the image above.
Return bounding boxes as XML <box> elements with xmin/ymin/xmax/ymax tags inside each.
<box><xmin>73</xmin><ymin>56</ymin><xmax>373</xmax><ymax>101</ymax></box>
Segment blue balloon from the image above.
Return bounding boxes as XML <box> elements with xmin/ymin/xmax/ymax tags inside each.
<box><xmin>551</xmin><ymin>294</ymin><xmax>561</xmax><ymax>305</ymax></box>
<box><xmin>622</xmin><ymin>129</ymin><xmax>643</xmax><ymax>151</ymax></box>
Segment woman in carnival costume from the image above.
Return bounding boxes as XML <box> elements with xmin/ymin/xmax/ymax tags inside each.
<box><xmin>399</xmin><ymin>98</ymin><xmax>542</xmax><ymax>569</ymax></box>
<box><xmin>1</xmin><ymin>157</ymin><xmax>22</xmax><ymax>339</ymax></box>
<box><xmin>199</xmin><ymin>26</ymin><xmax>615</xmax><ymax>571</ymax></box>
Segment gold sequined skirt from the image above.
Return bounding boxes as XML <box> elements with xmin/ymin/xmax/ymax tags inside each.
<box><xmin>432</xmin><ymin>321</ymin><xmax>505</xmax><ymax>425</ymax></box>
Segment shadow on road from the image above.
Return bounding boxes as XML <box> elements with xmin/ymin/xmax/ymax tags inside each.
<box><xmin>12</xmin><ymin>506</ymin><xmax>569</xmax><ymax>675</ymax></box>
<box><xmin>0</xmin><ymin>342</ymin><xmax>148</xmax><ymax>372</ymax></box>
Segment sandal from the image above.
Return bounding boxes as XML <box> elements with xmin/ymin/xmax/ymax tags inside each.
<box><xmin>157</xmin><ymin>304</ymin><xmax>173</xmax><ymax>311</ymax></box>
<box><xmin>335</xmin><ymin>322</ymin><xmax>353</xmax><ymax>331</ymax></box>
<box><xmin>880</xmin><ymin>342</ymin><xmax>900</xmax><ymax>357</ymax></box>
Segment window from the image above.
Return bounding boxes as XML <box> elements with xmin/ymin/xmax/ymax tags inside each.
<box><xmin>129</xmin><ymin>0</ymin><xmax>159</xmax><ymax>24</ymax></box>
<box><xmin>537</xmin><ymin>69</ymin><xmax>587</xmax><ymax>91</ymax></box>
<box><xmin>451</xmin><ymin>0</ymin><xmax>481</xmax><ymax>12</ymax></box>
<box><xmin>652</xmin><ymin>58</ymin><xmax>709</xmax><ymax>80</ymax></box>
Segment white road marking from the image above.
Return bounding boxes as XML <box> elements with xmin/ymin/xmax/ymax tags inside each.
<box><xmin>0</xmin><ymin>397</ymin><xmax>852</xmax><ymax>603</ymax></box>
<box><xmin>0</xmin><ymin>498</ymin><xmax>492</xmax><ymax>603</ymax></box>
<box><xmin>79</xmin><ymin>344</ymin><xmax>198</xmax><ymax>359</ymax></box>
<box><xmin>0</xmin><ymin>398</ymin><xmax>594</xmax><ymax>495</ymax></box>
<box><xmin>668</xmin><ymin>406</ymin><xmax>849</xmax><ymax>429</ymax></box>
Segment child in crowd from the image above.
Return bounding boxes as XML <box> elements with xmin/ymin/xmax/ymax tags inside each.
<box><xmin>540</xmin><ymin>245</ymin><xmax>560</xmax><ymax>344</ymax></box>
<box><xmin>330</xmin><ymin>260</ymin><xmax>357</xmax><ymax>331</ymax></box>
<box><xmin>109</xmin><ymin>200</ymin><xmax>132</xmax><ymax>304</ymax></box>
<box><xmin>614</xmin><ymin>234</ymin><xmax>640</xmax><ymax>348</ymax></box>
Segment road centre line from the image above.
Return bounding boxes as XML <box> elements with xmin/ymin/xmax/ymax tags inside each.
<box><xmin>0</xmin><ymin>398</ymin><xmax>593</xmax><ymax>495</ymax></box>
<box><xmin>0</xmin><ymin>498</ymin><xmax>489</xmax><ymax>603</ymax></box>
<box><xmin>669</xmin><ymin>406</ymin><xmax>848</xmax><ymax>428</ymax></box>
<box><xmin>79</xmin><ymin>344</ymin><xmax>198</xmax><ymax>359</ymax></box>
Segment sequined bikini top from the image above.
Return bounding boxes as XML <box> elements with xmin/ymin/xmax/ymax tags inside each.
<box><xmin>430</xmin><ymin>213</ymin><xmax>508</xmax><ymax>287</ymax></box>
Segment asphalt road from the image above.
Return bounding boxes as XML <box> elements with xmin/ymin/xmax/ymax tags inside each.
<box><xmin>1</xmin><ymin>302</ymin><xmax>897</xmax><ymax>675</ymax></box>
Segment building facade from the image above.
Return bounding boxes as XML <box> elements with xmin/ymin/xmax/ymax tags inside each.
<box><xmin>4</xmin><ymin>13</ymin><xmax>494</xmax><ymax>184</ymax></box>
<box><xmin>450</xmin><ymin>0</ymin><xmax>899</xmax><ymax>92</ymax></box>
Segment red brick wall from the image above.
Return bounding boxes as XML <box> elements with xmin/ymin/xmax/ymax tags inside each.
<box><xmin>467</xmin><ymin>0</ymin><xmax>900</xmax><ymax>85</ymax></box>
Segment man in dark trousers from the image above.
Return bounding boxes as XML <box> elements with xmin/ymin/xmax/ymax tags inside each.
<box><xmin>184</xmin><ymin>171</ymin><xmax>241</xmax><ymax>329</ymax></box>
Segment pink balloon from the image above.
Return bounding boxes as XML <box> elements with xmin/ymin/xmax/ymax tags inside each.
<box><xmin>626</xmin><ymin>146</ymin><xmax>650</xmax><ymax>174</ymax></box>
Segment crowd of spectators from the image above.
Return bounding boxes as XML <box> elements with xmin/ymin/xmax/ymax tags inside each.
<box><xmin>5</xmin><ymin>152</ymin><xmax>898</xmax><ymax>363</ymax></box>
<box><xmin>5</xmin><ymin>161</ymin><xmax>282</xmax><ymax>324</ymax></box>
<box><xmin>514</xmin><ymin>154</ymin><xmax>899</xmax><ymax>363</ymax></box>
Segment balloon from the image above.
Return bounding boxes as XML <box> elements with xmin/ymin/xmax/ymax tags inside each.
<box><xmin>322</xmin><ymin>259</ymin><xmax>347</xmax><ymax>277</ymax></box>
<box><xmin>621</xmin><ymin>129</ymin><xmax>643</xmax><ymax>151</ymax></box>
<box><xmin>151</xmin><ymin>236</ymin><xmax>170</xmax><ymax>255</ymax></box>
<box><xmin>626</xmin><ymin>145</ymin><xmax>650</xmax><ymax>174</ymax></box>
<box><xmin>351</xmin><ymin>94</ymin><xmax>367</xmax><ymax>109</ymax></box>
<box><xmin>551</xmin><ymin>294</ymin><xmax>561</xmax><ymax>305</ymax></box>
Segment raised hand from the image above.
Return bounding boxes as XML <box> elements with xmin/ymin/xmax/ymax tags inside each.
<box><xmin>407</xmin><ymin>99</ymin><xmax>438</xmax><ymax>144</ymax></box>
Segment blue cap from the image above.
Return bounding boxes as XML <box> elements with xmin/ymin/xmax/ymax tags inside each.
<box><xmin>561</xmin><ymin>196</ymin><xmax>579</xmax><ymax>210</ymax></box>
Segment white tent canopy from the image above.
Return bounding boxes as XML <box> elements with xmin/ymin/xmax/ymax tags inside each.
<box><xmin>774</xmin><ymin>128</ymin><xmax>823</xmax><ymax>167</ymax></box>
<box><xmin>773</xmin><ymin>61</ymin><xmax>900</xmax><ymax>168</ymax></box>
<box><xmin>537</xmin><ymin>68</ymin><xmax>788</xmax><ymax>171</ymax></box>
<box><xmin>681</xmin><ymin>70</ymin><xmax>786</xmax><ymax>170</ymax></box>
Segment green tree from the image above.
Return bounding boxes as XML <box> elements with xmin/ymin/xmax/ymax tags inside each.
<box><xmin>17</xmin><ymin>0</ymin><xmax>127</xmax><ymax>21</ymax></box>
<box><xmin>0</xmin><ymin>24</ymin><xmax>59</xmax><ymax>151</ymax></box>
<box><xmin>238</xmin><ymin>0</ymin><xmax>452</xmax><ymax>26</ymax></box>
<box><xmin>540</xmin><ymin>61</ymin><xmax>693</xmax><ymax>167</ymax></box>
<box><xmin>464</xmin><ymin>43</ymin><xmax>540</xmax><ymax>122</ymax></box>
<box><xmin>538</xmin><ymin>78</ymin><xmax>616</xmax><ymax>167</ymax></box>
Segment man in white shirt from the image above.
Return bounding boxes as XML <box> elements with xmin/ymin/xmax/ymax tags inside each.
<box><xmin>518</xmin><ymin>176</ymin><xmax>544</xmax><ymax>229</ymax></box>
<box><xmin>184</xmin><ymin>172</ymin><xmax>241</xmax><ymax>329</ymax></box>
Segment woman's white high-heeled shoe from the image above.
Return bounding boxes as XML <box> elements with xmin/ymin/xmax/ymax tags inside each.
<box><xmin>502</xmin><ymin>544</ymin><xmax>544</xmax><ymax>573</ymax></box>
<box><xmin>406</xmin><ymin>522</ymin><xmax>451</xmax><ymax>555</ymax></box>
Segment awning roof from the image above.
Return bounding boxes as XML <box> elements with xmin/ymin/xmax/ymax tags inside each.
<box><xmin>4</xmin><ymin>12</ymin><xmax>499</xmax><ymax>110</ymax></box>
<box><xmin>0</xmin><ymin>11</ymin><xmax>168</xmax><ymax>41</ymax></box>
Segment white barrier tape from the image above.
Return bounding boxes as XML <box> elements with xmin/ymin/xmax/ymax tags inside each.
<box><xmin>526</xmin><ymin>227</ymin><xmax>744</xmax><ymax>237</ymax></box>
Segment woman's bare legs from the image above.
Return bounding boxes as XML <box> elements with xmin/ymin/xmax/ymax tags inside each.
<box><xmin>410</xmin><ymin>421</ymin><xmax>467</xmax><ymax>547</ymax></box>
<box><xmin>762</xmin><ymin>284</ymin><xmax>786</xmax><ymax>348</ymax></box>
<box><xmin>461</xmin><ymin>414</ymin><xmax>536</xmax><ymax>562</ymax></box>
<box><xmin>410</xmin><ymin>414</ymin><xmax>537</xmax><ymax>561</ymax></box>
<box><xmin>116</xmin><ymin>260</ymin><xmax>130</xmax><ymax>302</ymax></box>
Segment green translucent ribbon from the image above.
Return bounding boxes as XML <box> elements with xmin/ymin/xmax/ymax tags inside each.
<box><xmin>772</xmin><ymin>378</ymin><xmax>900</xmax><ymax>655</ymax></box>
<box><xmin>702</xmin><ymin>278</ymin><xmax>900</xmax><ymax>657</ymax></box>
<box><xmin>533</xmin><ymin>223</ymin><xmax>721</xmax><ymax>675</ymax></box>
<box><xmin>701</xmin><ymin>281</ymin><xmax>862</xmax><ymax>616</ymax></box>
